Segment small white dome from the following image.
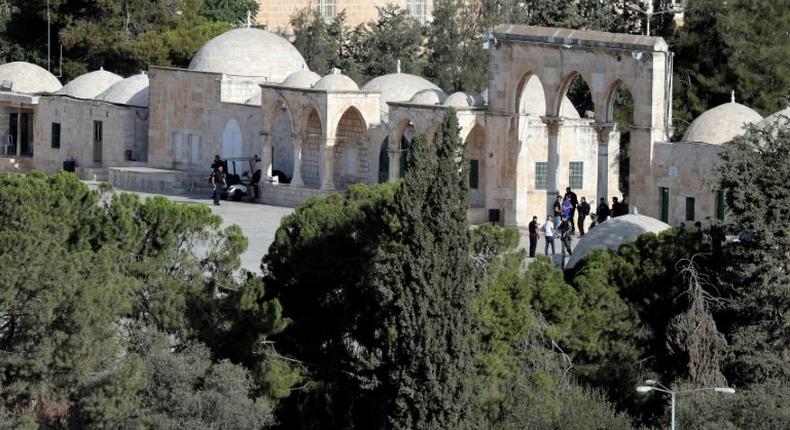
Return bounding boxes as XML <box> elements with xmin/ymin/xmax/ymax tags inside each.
<box><xmin>757</xmin><ymin>107</ymin><xmax>790</xmax><ymax>129</ymax></box>
<box><xmin>96</xmin><ymin>73</ymin><xmax>149</xmax><ymax>107</ymax></box>
<box><xmin>57</xmin><ymin>69</ymin><xmax>122</xmax><ymax>99</ymax></box>
<box><xmin>282</xmin><ymin>70</ymin><xmax>321</xmax><ymax>88</ymax></box>
<box><xmin>444</xmin><ymin>91</ymin><xmax>475</xmax><ymax>108</ymax></box>
<box><xmin>409</xmin><ymin>88</ymin><xmax>447</xmax><ymax>105</ymax></box>
<box><xmin>567</xmin><ymin>214</ymin><xmax>672</xmax><ymax>268</ymax></box>
<box><xmin>188</xmin><ymin>28</ymin><xmax>307</xmax><ymax>82</ymax></box>
<box><xmin>313</xmin><ymin>71</ymin><xmax>359</xmax><ymax>91</ymax></box>
<box><xmin>683</xmin><ymin>101</ymin><xmax>763</xmax><ymax>144</ymax></box>
<box><xmin>362</xmin><ymin>73</ymin><xmax>441</xmax><ymax>119</ymax></box>
<box><xmin>0</xmin><ymin>61</ymin><xmax>62</xmax><ymax>93</ymax></box>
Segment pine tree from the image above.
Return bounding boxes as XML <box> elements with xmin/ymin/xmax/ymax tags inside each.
<box><xmin>381</xmin><ymin>109</ymin><xmax>480</xmax><ymax>429</ymax></box>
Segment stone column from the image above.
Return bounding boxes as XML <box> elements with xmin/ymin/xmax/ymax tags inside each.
<box><xmin>388</xmin><ymin>149</ymin><xmax>401</xmax><ymax>181</ymax></box>
<box><xmin>592</xmin><ymin>123</ymin><xmax>615</xmax><ymax>204</ymax></box>
<box><xmin>291</xmin><ymin>133</ymin><xmax>304</xmax><ymax>187</ymax></box>
<box><xmin>628</xmin><ymin>125</ymin><xmax>663</xmax><ymax>217</ymax></box>
<box><xmin>15</xmin><ymin>106</ymin><xmax>21</xmax><ymax>156</ymax></box>
<box><xmin>260</xmin><ymin>132</ymin><xmax>273</xmax><ymax>177</ymax></box>
<box><xmin>541</xmin><ymin>116</ymin><xmax>563</xmax><ymax>213</ymax></box>
<box><xmin>319</xmin><ymin>137</ymin><xmax>336</xmax><ymax>191</ymax></box>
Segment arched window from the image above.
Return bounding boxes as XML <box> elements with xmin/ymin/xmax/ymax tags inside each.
<box><xmin>221</xmin><ymin>119</ymin><xmax>242</xmax><ymax>158</ymax></box>
<box><xmin>378</xmin><ymin>138</ymin><xmax>389</xmax><ymax>183</ymax></box>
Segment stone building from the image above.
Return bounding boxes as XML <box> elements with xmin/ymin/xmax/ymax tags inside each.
<box><xmin>2</xmin><ymin>24</ymin><xmax>785</xmax><ymax>230</ymax></box>
<box><xmin>256</xmin><ymin>0</ymin><xmax>433</xmax><ymax>34</ymax></box>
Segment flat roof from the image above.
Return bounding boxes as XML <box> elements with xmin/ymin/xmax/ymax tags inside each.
<box><xmin>494</xmin><ymin>25</ymin><xmax>668</xmax><ymax>52</ymax></box>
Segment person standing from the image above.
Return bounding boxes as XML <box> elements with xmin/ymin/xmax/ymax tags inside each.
<box><xmin>577</xmin><ymin>196</ymin><xmax>590</xmax><ymax>236</ymax></box>
<box><xmin>597</xmin><ymin>198</ymin><xmax>610</xmax><ymax>222</ymax></box>
<box><xmin>211</xmin><ymin>154</ymin><xmax>223</xmax><ymax>171</ymax></box>
<box><xmin>528</xmin><ymin>216</ymin><xmax>540</xmax><ymax>258</ymax></box>
<box><xmin>612</xmin><ymin>197</ymin><xmax>627</xmax><ymax>217</ymax></box>
<box><xmin>553</xmin><ymin>195</ymin><xmax>563</xmax><ymax>228</ymax></box>
<box><xmin>559</xmin><ymin>216</ymin><xmax>573</xmax><ymax>256</ymax></box>
<box><xmin>542</xmin><ymin>215</ymin><xmax>555</xmax><ymax>255</ymax></box>
<box><xmin>564</xmin><ymin>187</ymin><xmax>578</xmax><ymax>233</ymax></box>
<box><xmin>211</xmin><ymin>164</ymin><xmax>226</xmax><ymax>206</ymax></box>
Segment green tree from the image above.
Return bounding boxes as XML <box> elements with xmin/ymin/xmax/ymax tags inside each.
<box><xmin>717</xmin><ymin>118</ymin><xmax>790</xmax><ymax>384</ymax></box>
<box><xmin>354</xmin><ymin>4</ymin><xmax>425</xmax><ymax>82</ymax></box>
<box><xmin>200</xmin><ymin>0</ymin><xmax>259</xmax><ymax>23</ymax></box>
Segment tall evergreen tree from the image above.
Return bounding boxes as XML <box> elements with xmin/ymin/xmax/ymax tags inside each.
<box><xmin>378</xmin><ymin>109</ymin><xmax>480</xmax><ymax>429</ymax></box>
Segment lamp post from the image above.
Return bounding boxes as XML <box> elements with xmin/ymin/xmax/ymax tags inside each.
<box><xmin>636</xmin><ymin>379</ymin><xmax>735</xmax><ymax>430</ymax></box>
<box><xmin>627</xmin><ymin>1</ymin><xmax>684</xmax><ymax>36</ymax></box>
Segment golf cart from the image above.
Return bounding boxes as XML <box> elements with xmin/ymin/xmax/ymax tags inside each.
<box><xmin>219</xmin><ymin>156</ymin><xmax>262</xmax><ymax>202</ymax></box>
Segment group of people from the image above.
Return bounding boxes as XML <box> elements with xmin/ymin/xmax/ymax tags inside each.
<box><xmin>527</xmin><ymin>187</ymin><xmax>629</xmax><ymax>258</ymax></box>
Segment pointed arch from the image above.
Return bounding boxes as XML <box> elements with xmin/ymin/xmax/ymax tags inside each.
<box><xmin>334</xmin><ymin>106</ymin><xmax>368</xmax><ymax>189</ymax></box>
<box><xmin>465</xmin><ymin>123</ymin><xmax>486</xmax><ymax>207</ymax></box>
<box><xmin>515</xmin><ymin>72</ymin><xmax>548</xmax><ymax>116</ymax></box>
<box><xmin>221</xmin><ymin>118</ymin><xmax>242</xmax><ymax>158</ymax></box>
<box><xmin>555</xmin><ymin>71</ymin><xmax>594</xmax><ymax>119</ymax></box>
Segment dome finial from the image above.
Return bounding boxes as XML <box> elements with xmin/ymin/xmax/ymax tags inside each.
<box><xmin>246</xmin><ymin>10</ymin><xmax>252</xmax><ymax>28</ymax></box>
<box><xmin>731</xmin><ymin>90</ymin><xmax>735</xmax><ymax>103</ymax></box>
<box><xmin>396</xmin><ymin>59</ymin><xmax>401</xmax><ymax>74</ymax></box>
<box><xmin>331</xmin><ymin>67</ymin><xmax>341</xmax><ymax>75</ymax></box>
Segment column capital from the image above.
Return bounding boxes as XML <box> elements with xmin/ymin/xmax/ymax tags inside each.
<box><xmin>540</xmin><ymin>116</ymin><xmax>564</xmax><ymax>133</ymax></box>
<box><xmin>320</xmin><ymin>136</ymin><xmax>337</xmax><ymax>147</ymax></box>
<box><xmin>590</xmin><ymin>122</ymin><xmax>616</xmax><ymax>142</ymax></box>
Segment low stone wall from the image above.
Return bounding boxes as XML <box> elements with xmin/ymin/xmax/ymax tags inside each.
<box><xmin>261</xmin><ymin>183</ymin><xmax>332</xmax><ymax>207</ymax></box>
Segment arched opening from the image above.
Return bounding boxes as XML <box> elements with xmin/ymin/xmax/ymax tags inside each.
<box><xmin>301</xmin><ymin>108</ymin><xmax>322</xmax><ymax>187</ymax></box>
<box><xmin>221</xmin><ymin>118</ymin><xmax>242</xmax><ymax>158</ymax></box>
<box><xmin>465</xmin><ymin>124</ymin><xmax>486</xmax><ymax>207</ymax></box>
<box><xmin>333</xmin><ymin>107</ymin><xmax>367</xmax><ymax>190</ymax></box>
<box><xmin>559</xmin><ymin>72</ymin><xmax>593</xmax><ymax>119</ymax></box>
<box><xmin>271</xmin><ymin>104</ymin><xmax>294</xmax><ymax>179</ymax></box>
<box><xmin>608</xmin><ymin>80</ymin><xmax>634</xmax><ymax>199</ymax></box>
<box><xmin>516</xmin><ymin>74</ymin><xmax>547</xmax><ymax>116</ymax></box>
<box><xmin>399</xmin><ymin>121</ymin><xmax>416</xmax><ymax>176</ymax></box>
<box><xmin>378</xmin><ymin>137</ymin><xmax>389</xmax><ymax>183</ymax></box>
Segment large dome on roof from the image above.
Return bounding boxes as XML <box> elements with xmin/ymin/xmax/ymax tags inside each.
<box><xmin>567</xmin><ymin>214</ymin><xmax>672</xmax><ymax>268</ymax></box>
<box><xmin>444</xmin><ymin>91</ymin><xmax>476</xmax><ymax>108</ymax></box>
<box><xmin>313</xmin><ymin>70</ymin><xmax>359</xmax><ymax>91</ymax></box>
<box><xmin>0</xmin><ymin>61</ymin><xmax>61</xmax><ymax>93</ymax></box>
<box><xmin>96</xmin><ymin>73</ymin><xmax>149</xmax><ymax>107</ymax></box>
<box><xmin>683</xmin><ymin>101</ymin><xmax>763</xmax><ymax>144</ymax></box>
<box><xmin>189</xmin><ymin>28</ymin><xmax>307</xmax><ymax>82</ymax></box>
<box><xmin>409</xmin><ymin>88</ymin><xmax>447</xmax><ymax>105</ymax></box>
<box><xmin>362</xmin><ymin>73</ymin><xmax>441</xmax><ymax>118</ymax></box>
<box><xmin>282</xmin><ymin>69</ymin><xmax>321</xmax><ymax>88</ymax></box>
<box><xmin>757</xmin><ymin>107</ymin><xmax>790</xmax><ymax>129</ymax></box>
<box><xmin>57</xmin><ymin>68</ymin><xmax>122</xmax><ymax>99</ymax></box>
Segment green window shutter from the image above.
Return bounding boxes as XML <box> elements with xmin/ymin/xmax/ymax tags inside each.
<box><xmin>569</xmin><ymin>161</ymin><xmax>583</xmax><ymax>189</ymax></box>
<box><xmin>51</xmin><ymin>123</ymin><xmax>60</xmax><ymax>149</ymax></box>
<box><xmin>469</xmin><ymin>159</ymin><xmax>479</xmax><ymax>189</ymax></box>
<box><xmin>535</xmin><ymin>162</ymin><xmax>547</xmax><ymax>190</ymax></box>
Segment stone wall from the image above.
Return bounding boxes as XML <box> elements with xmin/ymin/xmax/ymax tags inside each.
<box><xmin>261</xmin><ymin>182</ymin><xmax>331</xmax><ymax>207</ymax></box>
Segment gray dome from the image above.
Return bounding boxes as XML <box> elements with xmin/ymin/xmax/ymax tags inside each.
<box><xmin>188</xmin><ymin>28</ymin><xmax>307</xmax><ymax>82</ymax></box>
<box><xmin>567</xmin><ymin>214</ymin><xmax>672</xmax><ymax>268</ymax></box>
<box><xmin>282</xmin><ymin>70</ymin><xmax>321</xmax><ymax>88</ymax></box>
<box><xmin>313</xmin><ymin>71</ymin><xmax>359</xmax><ymax>91</ymax></box>
<box><xmin>444</xmin><ymin>91</ymin><xmax>475</xmax><ymax>108</ymax></box>
<box><xmin>409</xmin><ymin>88</ymin><xmax>447</xmax><ymax>105</ymax></box>
<box><xmin>757</xmin><ymin>107</ymin><xmax>790</xmax><ymax>129</ymax></box>
<box><xmin>0</xmin><ymin>61</ymin><xmax>62</xmax><ymax>93</ymax></box>
<box><xmin>96</xmin><ymin>73</ymin><xmax>149</xmax><ymax>107</ymax></box>
<box><xmin>57</xmin><ymin>68</ymin><xmax>122</xmax><ymax>99</ymax></box>
<box><xmin>362</xmin><ymin>73</ymin><xmax>441</xmax><ymax>118</ymax></box>
<box><xmin>683</xmin><ymin>101</ymin><xmax>763</xmax><ymax>144</ymax></box>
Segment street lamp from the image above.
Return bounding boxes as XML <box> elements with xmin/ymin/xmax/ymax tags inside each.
<box><xmin>636</xmin><ymin>379</ymin><xmax>735</xmax><ymax>430</ymax></box>
<box><xmin>627</xmin><ymin>1</ymin><xmax>684</xmax><ymax>36</ymax></box>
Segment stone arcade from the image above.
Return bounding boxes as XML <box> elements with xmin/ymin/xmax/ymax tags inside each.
<box><xmin>0</xmin><ymin>25</ymin><xmax>783</xmax><ymax>228</ymax></box>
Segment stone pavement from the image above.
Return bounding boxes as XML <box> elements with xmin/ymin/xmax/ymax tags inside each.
<box><xmin>94</xmin><ymin>183</ymin><xmax>578</xmax><ymax>272</ymax></box>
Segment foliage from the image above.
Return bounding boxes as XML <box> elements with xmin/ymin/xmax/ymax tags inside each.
<box><xmin>716</xmin><ymin>118</ymin><xmax>790</xmax><ymax>384</ymax></box>
<box><xmin>289</xmin><ymin>8</ymin><xmax>343</xmax><ymax>76</ymax></box>
<box><xmin>354</xmin><ymin>4</ymin><xmax>425</xmax><ymax>82</ymax></box>
<box><xmin>200</xmin><ymin>0</ymin><xmax>259</xmax><ymax>24</ymax></box>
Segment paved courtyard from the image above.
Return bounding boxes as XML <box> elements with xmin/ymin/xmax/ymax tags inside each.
<box><xmin>100</xmin><ymin>184</ymin><xmax>576</xmax><ymax>272</ymax></box>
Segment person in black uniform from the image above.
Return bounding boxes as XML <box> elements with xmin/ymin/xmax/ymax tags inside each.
<box><xmin>559</xmin><ymin>216</ymin><xmax>573</xmax><ymax>255</ymax></box>
<box><xmin>597</xmin><ymin>197</ymin><xmax>610</xmax><ymax>222</ymax></box>
<box><xmin>564</xmin><ymin>187</ymin><xmax>579</xmax><ymax>233</ymax></box>
<box><xmin>577</xmin><ymin>196</ymin><xmax>590</xmax><ymax>237</ymax></box>
<box><xmin>528</xmin><ymin>216</ymin><xmax>540</xmax><ymax>258</ymax></box>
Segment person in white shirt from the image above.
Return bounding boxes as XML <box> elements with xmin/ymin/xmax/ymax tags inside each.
<box><xmin>542</xmin><ymin>215</ymin><xmax>555</xmax><ymax>255</ymax></box>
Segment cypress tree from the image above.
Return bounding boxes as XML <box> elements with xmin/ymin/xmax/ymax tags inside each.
<box><xmin>382</xmin><ymin>109</ymin><xmax>479</xmax><ymax>429</ymax></box>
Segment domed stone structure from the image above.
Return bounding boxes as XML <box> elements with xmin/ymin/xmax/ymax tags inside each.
<box><xmin>362</xmin><ymin>72</ymin><xmax>441</xmax><ymax>118</ymax></box>
<box><xmin>313</xmin><ymin>70</ymin><xmax>359</xmax><ymax>91</ymax></box>
<box><xmin>57</xmin><ymin>68</ymin><xmax>122</xmax><ymax>99</ymax></box>
<box><xmin>96</xmin><ymin>73</ymin><xmax>149</xmax><ymax>107</ymax></box>
<box><xmin>409</xmin><ymin>88</ymin><xmax>447</xmax><ymax>105</ymax></box>
<box><xmin>188</xmin><ymin>28</ymin><xmax>307</xmax><ymax>82</ymax></box>
<box><xmin>282</xmin><ymin>70</ymin><xmax>321</xmax><ymax>88</ymax></box>
<box><xmin>757</xmin><ymin>106</ymin><xmax>790</xmax><ymax>129</ymax></box>
<box><xmin>683</xmin><ymin>100</ymin><xmax>763</xmax><ymax>144</ymax></box>
<box><xmin>566</xmin><ymin>214</ymin><xmax>672</xmax><ymax>268</ymax></box>
<box><xmin>444</xmin><ymin>91</ymin><xmax>476</xmax><ymax>108</ymax></box>
<box><xmin>0</xmin><ymin>61</ymin><xmax>62</xmax><ymax>93</ymax></box>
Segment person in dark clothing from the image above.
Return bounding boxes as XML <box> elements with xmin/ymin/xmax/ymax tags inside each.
<box><xmin>611</xmin><ymin>197</ymin><xmax>627</xmax><ymax>217</ymax></box>
<box><xmin>577</xmin><ymin>196</ymin><xmax>590</xmax><ymax>236</ymax></box>
<box><xmin>559</xmin><ymin>216</ymin><xmax>573</xmax><ymax>255</ymax></box>
<box><xmin>211</xmin><ymin>154</ymin><xmax>223</xmax><ymax>172</ymax></box>
<box><xmin>597</xmin><ymin>198</ymin><xmax>610</xmax><ymax>222</ymax></box>
<box><xmin>553</xmin><ymin>195</ymin><xmax>563</xmax><ymax>228</ymax></box>
<box><xmin>528</xmin><ymin>216</ymin><xmax>540</xmax><ymax>258</ymax></box>
<box><xmin>210</xmin><ymin>165</ymin><xmax>226</xmax><ymax>206</ymax></box>
<box><xmin>564</xmin><ymin>187</ymin><xmax>578</xmax><ymax>233</ymax></box>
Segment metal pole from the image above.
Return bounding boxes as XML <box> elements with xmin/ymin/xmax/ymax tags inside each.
<box><xmin>670</xmin><ymin>391</ymin><xmax>676</xmax><ymax>430</ymax></box>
